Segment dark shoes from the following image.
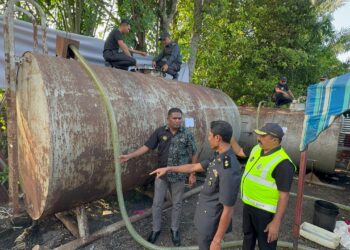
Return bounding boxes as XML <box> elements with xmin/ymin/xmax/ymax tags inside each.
<box><xmin>147</xmin><ymin>231</ymin><xmax>160</xmax><ymax>243</ymax></box>
<box><xmin>170</xmin><ymin>229</ymin><xmax>181</xmax><ymax>246</ymax></box>
<box><xmin>147</xmin><ymin>230</ymin><xmax>180</xmax><ymax>246</ymax></box>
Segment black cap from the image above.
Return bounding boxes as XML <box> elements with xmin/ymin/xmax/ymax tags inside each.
<box><xmin>159</xmin><ymin>32</ymin><xmax>170</xmax><ymax>40</ymax></box>
<box><xmin>255</xmin><ymin>123</ymin><xmax>284</xmax><ymax>139</ymax></box>
<box><xmin>281</xmin><ymin>76</ymin><xmax>287</xmax><ymax>81</ymax></box>
<box><xmin>120</xmin><ymin>19</ymin><xmax>130</xmax><ymax>25</ymax></box>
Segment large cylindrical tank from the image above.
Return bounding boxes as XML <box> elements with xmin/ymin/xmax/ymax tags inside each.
<box><xmin>16</xmin><ymin>52</ymin><xmax>241</xmax><ymax>220</ymax></box>
<box><xmin>238</xmin><ymin>106</ymin><xmax>344</xmax><ymax>173</ymax></box>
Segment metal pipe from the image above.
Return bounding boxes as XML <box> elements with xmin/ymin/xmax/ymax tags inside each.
<box><xmin>4</xmin><ymin>0</ymin><xmax>48</xmax><ymax>63</ymax></box>
<box><xmin>3</xmin><ymin>0</ymin><xmax>48</xmax><ymax>215</ymax></box>
<box><xmin>13</xmin><ymin>6</ymin><xmax>38</xmax><ymax>51</ymax></box>
<box><xmin>3</xmin><ymin>4</ymin><xmax>19</xmax><ymax>212</ymax></box>
<box><xmin>292</xmin><ymin>149</ymin><xmax>308</xmax><ymax>250</ymax></box>
<box><xmin>256</xmin><ymin>100</ymin><xmax>267</xmax><ymax>130</ymax></box>
<box><xmin>290</xmin><ymin>192</ymin><xmax>350</xmax><ymax>212</ymax></box>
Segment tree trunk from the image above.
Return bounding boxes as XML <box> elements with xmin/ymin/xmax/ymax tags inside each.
<box><xmin>158</xmin><ymin>0</ymin><xmax>178</xmax><ymax>33</ymax></box>
<box><xmin>131</xmin><ymin>1</ymin><xmax>146</xmax><ymax>51</ymax></box>
<box><xmin>188</xmin><ymin>0</ymin><xmax>206</xmax><ymax>82</ymax></box>
<box><xmin>74</xmin><ymin>0</ymin><xmax>82</xmax><ymax>34</ymax></box>
<box><xmin>188</xmin><ymin>32</ymin><xmax>201</xmax><ymax>81</ymax></box>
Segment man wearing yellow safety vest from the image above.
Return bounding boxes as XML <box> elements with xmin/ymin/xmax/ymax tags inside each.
<box><xmin>231</xmin><ymin>123</ymin><xmax>295</xmax><ymax>250</ymax></box>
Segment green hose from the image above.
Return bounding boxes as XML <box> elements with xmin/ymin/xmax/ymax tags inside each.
<box><xmin>69</xmin><ymin>45</ymin><xmax>314</xmax><ymax>250</ymax></box>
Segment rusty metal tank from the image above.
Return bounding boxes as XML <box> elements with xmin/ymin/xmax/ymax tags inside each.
<box><xmin>238</xmin><ymin>106</ymin><xmax>345</xmax><ymax>173</ymax></box>
<box><xmin>16</xmin><ymin>52</ymin><xmax>241</xmax><ymax>220</ymax></box>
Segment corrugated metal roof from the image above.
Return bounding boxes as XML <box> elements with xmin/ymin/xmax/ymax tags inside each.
<box><xmin>0</xmin><ymin>15</ymin><xmax>189</xmax><ymax>88</ymax></box>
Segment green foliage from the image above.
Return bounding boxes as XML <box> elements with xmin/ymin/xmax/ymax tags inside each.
<box><xmin>192</xmin><ymin>0</ymin><xmax>349</xmax><ymax>105</ymax></box>
<box><xmin>1</xmin><ymin>0</ymin><xmax>349</xmax><ymax>106</ymax></box>
<box><xmin>117</xmin><ymin>0</ymin><xmax>159</xmax><ymax>52</ymax></box>
<box><xmin>0</xmin><ymin>166</ymin><xmax>8</xmax><ymax>186</ymax></box>
<box><xmin>171</xmin><ymin>0</ymin><xmax>194</xmax><ymax>61</ymax></box>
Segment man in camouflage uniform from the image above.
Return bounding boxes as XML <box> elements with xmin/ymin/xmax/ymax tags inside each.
<box><xmin>120</xmin><ymin>108</ymin><xmax>198</xmax><ymax>246</ymax></box>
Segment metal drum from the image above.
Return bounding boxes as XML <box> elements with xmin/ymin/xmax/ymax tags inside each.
<box><xmin>238</xmin><ymin>106</ymin><xmax>343</xmax><ymax>173</ymax></box>
<box><xmin>16</xmin><ymin>52</ymin><xmax>241</xmax><ymax>219</ymax></box>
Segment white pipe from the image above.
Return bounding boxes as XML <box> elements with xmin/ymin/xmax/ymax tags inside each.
<box><xmin>300</xmin><ymin>222</ymin><xmax>340</xmax><ymax>249</ymax></box>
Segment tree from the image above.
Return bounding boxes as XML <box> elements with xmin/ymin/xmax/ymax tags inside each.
<box><xmin>192</xmin><ymin>0</ymin><xmax>349</xmax><ymax>105</ymax></box>
<box><xmin>158</xmin><ymin>0</ymin><xmax>178</xmax><ymax>33</ymax></box>
<box><xmin>117</xmin><ymin>0</ymin><xmax>158</xmax><ymax>51</ymax></box>
<box><xmin>4</xmin><ymin>0</ymin><xmax>107</xmax><ymax>36</ymax></box>
<box><xmin>188</xmin><ymin>0</ymin><xmax>210</xmax><ymax>81</ymax></box>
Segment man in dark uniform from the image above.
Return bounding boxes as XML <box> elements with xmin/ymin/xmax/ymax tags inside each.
<box><xmin>320</xmin><ymin>75</ymin><xmax>328</xmax><ymax>82</ymax></box>
<box><xmin>151</xmin><ymin>120</ymin><xmax>241</xmax><ymax>250</ymax></box>
<box><xmin>230</xmin><ymin>123</ymin><xmax>295</xmax><ymax>250</ymax></box>
<box><xmin>272</xmin><ymin>77</ymin><xmax>295</xmax><ymax>107</ymax></box>
<box><xmin>152</xmin><ymin>32</ymin><xmax>182</xmax><ymax>79</ymax></box>
<box><xmin>103</xmin><ymin>20</ymin><xmax>147</xmax><ymax>70</ymax></box>
<box><xmin>120</xmin><ymin>108</ymin><xmax>198</xmax><ymax>246</ymax></box>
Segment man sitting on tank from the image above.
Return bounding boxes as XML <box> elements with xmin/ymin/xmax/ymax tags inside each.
<box><xmin>272</xmin><ymin>77</ymin><xmax>295</xmax><ymax>107</ymax></box>
<box><xmin>103</xmin><ymin>19</ymin><xmax>147</xmax><ymax>70</ymax></box>
<box><xmin>152</xmin><ymin>32</ymin><xmax>182</xmax><ymax>80</ymax></box>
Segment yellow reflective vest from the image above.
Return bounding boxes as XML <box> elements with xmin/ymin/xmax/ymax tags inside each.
<box><xmin>241</xmin><ymin>145</ymin><xmax>295</xmax><ymax>213</ymax></box>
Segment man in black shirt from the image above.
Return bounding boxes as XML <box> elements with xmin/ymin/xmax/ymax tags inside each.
<box><xmin>152</xmin><ymin>32</ymin><xmax>182</xmax><ymax>80</ymax></box>
<box><xmin>231</xmin><ymin>123</ymin><xmax>295</xmax><ymax>250</ymax></box>
<box><xmin>103</xmin><ymin>20</ymin><xmax>147</xmax><ymax>70</ymax></box>
<box><xmin>272</xmin><ymin>77</ymin><xmax>295</xmax><ymax>107</ymax></box>
<box><xmin>120</xmin><ymin>108</ymin><xmax>198</xmax><ymax>246</ymax></box>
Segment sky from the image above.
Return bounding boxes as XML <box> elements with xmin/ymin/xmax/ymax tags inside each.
<box><xmin>332</xmin><ymin>1</ymin><xmax>350</xmax><ymax>62</ymax></box>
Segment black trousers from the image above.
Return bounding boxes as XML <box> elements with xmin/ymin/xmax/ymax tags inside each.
<box><xmin>197</xmin><ymin>233</ymin><xmax>212</xmax><ymax>250</ymax></box>
<box><xmin>103</xmin><ymin>50</ymin><xmax>136</xmax><ymax>70</ymax></box>
<box><xmin>242</xmin><ymin>204</ymin><xmax>278</xmax><ymax>250</ymax></box>
<box><xmin>156</xmin><ymin>60</ymin><xmax>181</xmax><ymax>78</ymax></box>
<box><xmin>274</xmin><ymin>93</ymin><xmax>292</xmax><ymax>106</ymax></box>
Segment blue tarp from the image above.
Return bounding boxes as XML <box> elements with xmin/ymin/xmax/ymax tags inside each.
<box><xmin>300</xmin><ymin>72</ymin><xmax>350</xmax><ymax>151</ymax></box>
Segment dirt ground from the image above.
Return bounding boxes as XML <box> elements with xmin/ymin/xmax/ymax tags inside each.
<box><xmin>1</xmin><ymin>170</ymin><xmax>350</xmax><ymax>250</ymax></box>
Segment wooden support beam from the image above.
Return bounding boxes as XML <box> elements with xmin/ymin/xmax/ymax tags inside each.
<box><xmin>75</xmin><ymin>206</ymin><xmax>89</xmax><ymax>238</ymax></box>
<box><xmin>55</xmin><ymin>212</ymin><xmax>79</xmax><ymax>238</ymax></box>
<box><xmin>53</xmin><ymin>185</ymin><xmax>202</xmax><ymax>250</ymax></box>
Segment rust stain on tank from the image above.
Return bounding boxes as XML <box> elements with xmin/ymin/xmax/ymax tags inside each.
<box><xmin>16</xmin><ymin>52</ymin><xmax>241</xmax><ymax>219</ymax></box>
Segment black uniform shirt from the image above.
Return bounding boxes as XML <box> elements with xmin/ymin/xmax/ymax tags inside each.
<box><xmin>153</xmin><ymin>42</ymin><xmax>182</xmax><ymax>66</ymax></box>
<box><xmin>104</xmin><ymin>28</ymin><xmax>123</xmax><ymax>52</ymax></box>
<box><xmin>275</xmin><ymin>82</ymin><xmax>289</xmax><ymax>93</ymax></box>
<box><xmin>194</xmin><ymin>148</ymin><xmax>241</xmax><ymax>237</ymax></box>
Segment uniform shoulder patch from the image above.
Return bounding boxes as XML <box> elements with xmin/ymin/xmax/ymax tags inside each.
<box><xmin>223</xmin><ymin>155</ymin><xmax>231</xmax><ymax>169</ymax></box>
